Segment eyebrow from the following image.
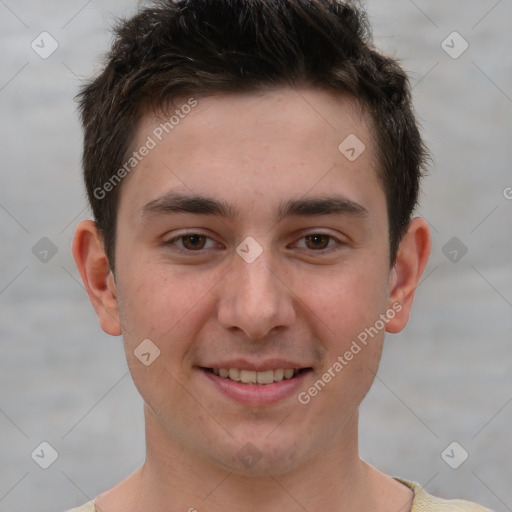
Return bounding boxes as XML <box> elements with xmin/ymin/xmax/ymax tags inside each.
<box><xmin>142</xmin><ymin>192</ymin><xmax>237</xmax><ymax>220</ymax></box>
<box><xmin>278</xmin><ymin>196</ymin><xmax>368</xmax><ymax>220</ymax></box>
<box><xmin>140</xmin><ymin>192</ymin><xmax>369</xmax><ymax>221</ymax></box>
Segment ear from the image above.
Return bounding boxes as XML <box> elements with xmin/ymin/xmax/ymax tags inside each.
<box><xmin>72</xmin><ymin>220</ymin><xmax>122</xmax><ymax>336</ymax></box>
<box><xmin>385</xmin><ymin>217</ymin><xmax>431</xmax><ymax>333</ymax></box>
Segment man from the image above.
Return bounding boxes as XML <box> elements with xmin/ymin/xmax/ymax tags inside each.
<box><xmin>70</xmin><ymin>0</ymin><xmax>492</xmax><ymax>510</ymax></box>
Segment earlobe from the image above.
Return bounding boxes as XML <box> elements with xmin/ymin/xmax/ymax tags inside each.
<box><xmin>386</xmin><ymin>217</ymin><xmax>431</xmax><ymax>334</ymax></box>
<box><xmin>72</xmin><ymin>220</ymin><xmax>122</xmax><ymax>336</ymax></box>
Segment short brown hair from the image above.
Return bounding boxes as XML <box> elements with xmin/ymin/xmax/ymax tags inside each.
<box><xmin>77</xmin><ymin>0</ymin><xmax>428</xmax><ymax>270</ymax></box>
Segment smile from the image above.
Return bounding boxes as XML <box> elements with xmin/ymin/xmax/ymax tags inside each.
<box><xmin>203</xmin><ymin>367</ymin><xmax>309</xmax><ymax>385</ymax></box>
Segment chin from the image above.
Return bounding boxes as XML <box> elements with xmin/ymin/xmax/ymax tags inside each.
<box><xmin>206</xmin><ymin>433</ymin><xmax>307</xmax><ymax>477</ymax></box>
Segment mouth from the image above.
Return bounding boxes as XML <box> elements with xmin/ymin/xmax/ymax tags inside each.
<box><xmin>201</xmin><ymin>367</ymin><xmax>312</xmax><ymax>385</ymax></box>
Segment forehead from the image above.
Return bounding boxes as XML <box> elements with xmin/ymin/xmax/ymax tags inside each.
<box><xmin>140</xmin><ymin>87</ymin><xmax>372</xmax><ymax>161</ymax></box>
<box><xmin>118</xmin><ymin>87</ymin><xmax>383</xmax><ymax>222</ymax></box>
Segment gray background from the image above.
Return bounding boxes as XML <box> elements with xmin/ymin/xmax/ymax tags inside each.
<box><xmin>0</xmin><ymin>1</ymin><xmax>511</xmax><ymax>511</ymax></box>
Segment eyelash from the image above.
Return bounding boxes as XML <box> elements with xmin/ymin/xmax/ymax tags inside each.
<box><xmin>165</xmin><ymin>232</ymin><xmax>344</xmax><ymax>254</ymax></box>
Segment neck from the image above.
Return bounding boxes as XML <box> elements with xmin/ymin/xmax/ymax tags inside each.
<box><xmin>95</xmin><ymin>404</ymin><xmax>412</xmax><ymax>512</ymax></box>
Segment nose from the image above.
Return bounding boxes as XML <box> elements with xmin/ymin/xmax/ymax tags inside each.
<box><xmin>217</xmin><ymin>249</ymin><xmax>296</xmax><ymax>340</ymax></box>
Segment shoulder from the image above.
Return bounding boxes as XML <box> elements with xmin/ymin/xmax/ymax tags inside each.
<box><xmin>66</xmin><ymin>501</ymin><xmax>96</xmax><ymax>512</ymax></box>
<box><xmin>396</xmin><ymin>478</ymin><xmax>494</xmax><ymax>512</ymax></box>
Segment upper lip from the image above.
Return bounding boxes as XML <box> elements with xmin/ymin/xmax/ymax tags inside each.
<box><xmin>199</xmin><ymin>359</ymin><xmax>313</xmax><ymax>372</ymax></box>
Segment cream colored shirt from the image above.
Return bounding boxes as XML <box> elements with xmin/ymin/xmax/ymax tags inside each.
<box><xmin>66</xmin><ymin>479</ymin><xmax>493</xmax><ymax>511</ymax></box>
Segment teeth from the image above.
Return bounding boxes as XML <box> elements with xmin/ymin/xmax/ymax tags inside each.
<box><xmin>273</xmin><ymin>368</ymin><xmax>284</xmax><ymax>381</ymax></box>
<box><xmin>257</xmin><ymin>370</ymin><xmax>274</xmax><ymax>384</ymax></box>
<box><xmin>211</xmin><ymin>368</ymin><xmax>300</xmax><ymax>384</ymax></box>
<box><xmin>240</xmin><ymin>369</ymin><xmax>257</xmax><ymax>383</ymax></box>
<box><xmin>228</xmin><ymin>368</ymin><xmax>240</xmax><ymax>381</ymax></box>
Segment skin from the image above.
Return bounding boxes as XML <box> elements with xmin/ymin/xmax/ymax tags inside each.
<box><xmin>73</xmin><ymin>87</ymin><xmax>431</xmax><ymax>512</ymax></box>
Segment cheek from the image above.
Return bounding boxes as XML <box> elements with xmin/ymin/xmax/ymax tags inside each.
<box><xmin>114</xmin><ymin>266</ymin><xmax>204</xmax><ymax>416</ymax></box>
<box><xmin>293</xmin><ymin>257</ymin><xmax>389</xmax><ymax>403</ymax></box>
<box><xmin>117</xmin><ymin>262</ymin><xmax>206</xmax><ymax>337</ymax></box>
<box><xmin>299</xmin><ymin>259</ymin><xmax>390</xmax><ymax>340</ymax></box>
<box><xmin>115</xmin><ymin>261</ymin><xmax>226</xmax><ymax>390</ymax></box>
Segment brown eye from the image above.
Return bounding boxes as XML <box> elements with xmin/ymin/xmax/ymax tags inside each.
<box><xmin>304</xmin><ymin>234</ymin><xmax>331</xmax><ymax>250</ymax></box>
<box><xmin>181</xmin><ymin>234</ymin><xmax>207</xmax><ymax>250</ymax></box>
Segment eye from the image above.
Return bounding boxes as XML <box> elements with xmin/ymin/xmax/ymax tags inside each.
<box><xmin>293</xmin><ymin>233</ymin><xmax>340</xmax><ymax>251</ymax></box>
<box><xmin>167</xmin><ymin>233</ymin><xmax>218</xmax><ymax>251</ymax></box>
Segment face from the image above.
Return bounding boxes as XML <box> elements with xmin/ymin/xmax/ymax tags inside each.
<box><xmin>103</xmin><ymin>88</ymin><xmax>401</xmax><ymax>474</ymax></box>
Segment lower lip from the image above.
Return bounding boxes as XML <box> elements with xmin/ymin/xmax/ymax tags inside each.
<box><xmin>200</xmin><ymin>368</ymin><xmax>312</xmax><ymax>406</ymax></box>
